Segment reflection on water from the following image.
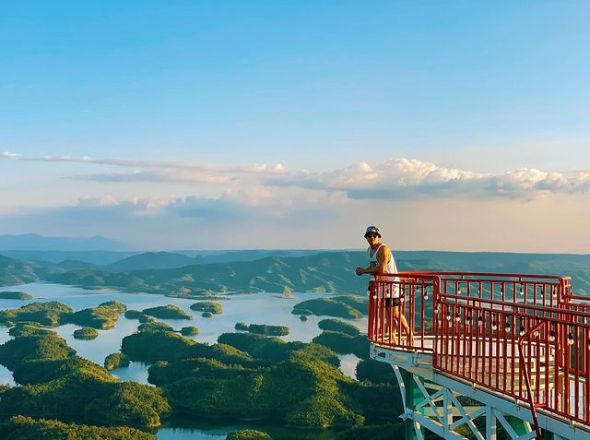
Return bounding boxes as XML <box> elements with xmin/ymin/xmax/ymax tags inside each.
<box><xmin>0</xmin><ymin>282</ymin><xmax>367</xmax><ymax>438</ymax></box>
<box><xmin>156</xmin><ymin>417</ymin><xmax>345</xmax><ymax>440</ymax></box>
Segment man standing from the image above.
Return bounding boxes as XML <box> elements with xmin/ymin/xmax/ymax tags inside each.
<box><xmin>355</xmin><ymin>226</ymin><xmax>412</xmax><ymax>344</ymax></box>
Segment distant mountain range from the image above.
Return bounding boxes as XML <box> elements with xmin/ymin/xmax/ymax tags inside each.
<box><xmin>0</xmin><ymin>249</ymin><xmax>589</xmax><ymax>295</ymax></box>
<box><xmin>0</xmin><ymin>234</ymin><xmax>128</xmax><ymax>252</ymax></box>
<box><xmin>0</xmin><ymin>248</ymin><xmax>324</xmax><ymax>266</ymax></box>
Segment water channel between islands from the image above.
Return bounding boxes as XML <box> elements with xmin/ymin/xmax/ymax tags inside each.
<box><xmin>0</xmin><ymin>283</ymin><xmax>367</xmax><ymax>439</ymax></box>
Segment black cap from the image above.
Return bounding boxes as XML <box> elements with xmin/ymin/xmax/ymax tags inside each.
<box><xmin>364</xmin><ymin>226</ymin><xmax>381</xmax><ymax>238</ymax></box>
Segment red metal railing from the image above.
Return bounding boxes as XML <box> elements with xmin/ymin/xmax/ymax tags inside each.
<box><xmin>368</xmin><ymin>271</ymin><xmax>590</xmax><ymax>436</ymax></box>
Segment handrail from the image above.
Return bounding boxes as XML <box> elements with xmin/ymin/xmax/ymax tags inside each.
<box><xmin>368</xmin><ymin>271</ymin><xmax>590</xmax><ymax>430</ymax></box>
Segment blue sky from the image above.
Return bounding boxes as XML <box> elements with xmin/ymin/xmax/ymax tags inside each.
<box><xmin>1</xmin><ymin>1</ymin><xmax>589</xmax><ymax>251</ymax></box>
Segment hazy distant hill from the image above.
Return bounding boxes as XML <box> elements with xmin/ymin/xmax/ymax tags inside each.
<box><xmin>46</xmin><ymin>250</ymin><xmax>590</xmax><ymax>296</ymax></box>
<box><xmin>0</xmin><ymin>249</ymin><xmax>324</xmax><ymax>267</ymax></box>
<box><xmin>0</xmin><ymin>250</ymin><xmax>140</xmax><ymax>265</ymax></box>
<box><xmin>187</xmin><ymin>249</ymin><xmax>325</xmax><ymax>264</ymax></box>
<box><xmin>0</xmin><ymin>234</ymin><xmax>127</xmax><ymax>252</ymax></box>
<box><xmin>0</xmin><ymin>255</ymin><xmax>56</xmax><ymax>286</ymax></box>
<box><xmin>106</xmin><ymin>251</ymin><xmax>196</xmax><ymax>272</ymax></box>
<box><xmin>3</xmin><ymin>249</ymin><xmax>590</xmax><ymax>295</ymax></box>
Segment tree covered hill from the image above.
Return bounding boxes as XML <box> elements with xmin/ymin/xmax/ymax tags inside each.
<box><xmin>105</xmin><ymin>251</ymin><xmax>196</xmax><ymax>272</ymax></box>
<box><xmin>2</xmin><ymin>250</ymin><xmax>590</xmax><ymax>295</ymax></box>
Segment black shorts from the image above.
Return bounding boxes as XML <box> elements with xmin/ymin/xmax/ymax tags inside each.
<box><xmin>384</xmin><ymin>298</ymin><xmax>401</xmax><ymax>307</ymax></box>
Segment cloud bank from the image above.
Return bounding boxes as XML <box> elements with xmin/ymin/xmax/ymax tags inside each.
<box><xmin>3</xmin><ymin>152</ymin><xmax>590</xmax><ymax>200</ymax></box>
<box><xmin>2</xmin><ymin>152</ymin><xmax>589</xmax><ymax>251</ymax></box>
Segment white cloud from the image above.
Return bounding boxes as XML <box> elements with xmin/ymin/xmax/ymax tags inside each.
<box><xmin>3</xmin><ymin>151</ymin><xmax>590</xmax><ymax>200</ymax></box>
<box><xmin>1</xmin><ymin>151</ymin><xmax>21</xmax><ymax>159</ymax></box>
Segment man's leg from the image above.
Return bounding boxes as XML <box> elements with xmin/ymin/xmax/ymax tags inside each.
<box><xmin>393</xmin><ymin>306</ymin><xmax>414</xmax><ymax>346</ymax></box>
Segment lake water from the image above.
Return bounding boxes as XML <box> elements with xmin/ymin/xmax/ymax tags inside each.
<box><xmin>0</xmin><ymin>283</ymin><xmax>367</xmax><ymax>439</ymax></box>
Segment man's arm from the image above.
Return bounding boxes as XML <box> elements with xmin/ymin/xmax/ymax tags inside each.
<box><xmin>355</xmin><ymin>265</ymin><xmax>371</xmax><ymax>276</ymax></box>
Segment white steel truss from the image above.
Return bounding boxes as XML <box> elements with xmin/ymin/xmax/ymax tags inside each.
<box><xmin>394</xmin><ymin>364</ymin><xmax>537</xmax><ymax>440</ymax></box>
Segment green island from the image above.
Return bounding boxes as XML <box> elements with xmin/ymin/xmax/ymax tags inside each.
<box><xmin>0</xmin><ymin>291</ymin><xmax>33</xmax><ymax>300</ymax></box>
<box><xmin>66</xmin><ymin>301</ymin><xmax>127</xmax><ymax>329</ymax></box>
<box><xmin>138</xmin><ymin>321</ymin><xmax>174</xmax><ymax>333</ymax></box>
<box><xmin>0</xmin><ymin>300</ymin><xmax>127</xmax><ymax>330</ymax></box>
<box><xmin>181</xmin><ymin>326</ymin><xmax>199</xmax><ymax>335</ymax></box>
<box><xmin>0</xmin><ymin>332</ymin><xmax>171</xmax><ymax>429</ymax></box>
<box><xmin>0</xmin><ymin>294</ymin><xmax>401</xmax><ymax>437</ymax></box>
<box><xmin>139</xmin><ymin>314</ymin><xmax>156</xmax><ymax>323</ymax></box>
<box><xmin>8</xmin><ymin>322</ymin><xmax>54</xmax><ymax>337</ymax></box>
<box><xmin>104</xmin><ymin>352</ymin><xmax>130</xmax><ymax>370</ymax></box>
<box><xmin>119</xmin><ymin>327</ymin><xmax>400</xmax><ymax>428</ymax></box>
<box><xmin>73</xmin><ymin>327</ymin><xmax>99</xmax><ymax>340</ymax></box>
<box><xmin>293</xmin><ymin>296</ymin><xmax>367</xmax><ymax>319</ymax></box>
<box><xmin>234</xmin><ymin>323</ymin><xmax>290</xmax><ymax>336</ymax></box>
<box><xmin>124</xmin><ymin>309</ymin><xmax>142</xmax><ymax>319</ymax></box>
<box><xmin>190</xmin><ymin>301</ymin><xmax>224</xmax><ymax>314</ymax></box>
<box><xmin>142</xmin><ymin>304</ymin><xmax>192</xmax><ymax>320</ymax></box>
<box><xmin>226</xmin><ymin>430</ymin><xmax>272</xmax><ymax>440</ymax></box>
<box><xmin>202</xmin><ymin>311</ymin><xmax>213</xmax><ymax>318</ymax></box>
<box><xmin>313</xmin><ymin>330</ymin><xmax>370</xmax><ymax>359</ymax></box>
<box><xmin>235</xmin><ymin>322</ymin><xmax>249</xmax><ymax>331</ymax></box>
<box><xmin>0</xmin><ymin>301</ymin><xmax>73</xmax><ymax>326</ymax></box>
<box><xmin>318</xmin><ymin>319</ymin><xmax>360</xmax><ymax>336</ymax></box>
<box><xmin>0</xmin><ymin>415</ymin><xmax>155</xmax><ymax>440</ymax></box>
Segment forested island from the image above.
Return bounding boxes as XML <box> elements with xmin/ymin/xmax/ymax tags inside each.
<box><xmin>0</xmin><ymin>291</ymin><xmax>33</xmax><ymax>300</ymax></box>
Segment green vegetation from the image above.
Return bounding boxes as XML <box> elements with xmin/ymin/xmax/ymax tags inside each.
<box><xmin>226</xmin><ymin>430</ymin><xmax>272</xmax><ymax>440</ymax></box>
<box><xmin>0</xmin><ymin>301</ymin><xmax>73</xmax><ymax>326</ymax></box>
<box><xmin>0</xmin><ymin>332</ymin><xmax>171</xmax><ymax>428</ymax></box>
<box><xmin>190</xmin><ymin>301</ymin><xmax>223</xmax><ymax>314</ymax></box>
<box><xmin>234</xmin><ymin>323</ymin><xmax>290</xmax><ymax>336</ymax></box>
<box><xmin>125</xmin><ymin>309</ymin><xmax>142</xmax><ymax>319</ymax></box>
<box><xmin>181</xmin><ymin>326</ymin><xmax>199</xmax><ymax>336</ymax></box>
<box><xmin>122</xmin><ymin>330</ymin><xmax>196</xmax><ymax>362</ymax></box>
<box><xmin>0</xmin><ymin>415</ymin><xmax>156</xmax><ymax>440</ymax></box>
<box><xmin>12</xmin><ymin>250</ymin><xmax>590</xmax><ymax>296</ymax></box>
<box><xmin>66</xmin><ymin>301</ymin><xmax>127</xmax><ymax>329</ymax></box>
<box><xmin>104</xmin><ymin>352</ymin><xmax>130</xmax><ymax>370</ymax></box>
<box><xmin>138</xmin><ymin>314</ymin><xmax>155</xmax><ymax>323</ymax></box>
<box><xmin>312</xmin><ymin>331</ymin><xmax>370</xmax><ymax>359</ymax></box>
<box><xmin>0</xmin><ymin>255</ymin><xmax>42</xmax><ymax>287</ymax></box>
<box><xmin>0</xmin><ymin>301</ymin><xmax>126</xmax><ymax>330</ymax></box>
<box><xmin>248</xmin><ymin>324</ymin><xmax>289</xmax><ymax>336</ymax></box>
<box><xmin>293</xmin><ymin>296</ymin><xmax>367</xmax><ymax>319</ymax></box>
<box><xmin>73</xmin><ymin>327</ymin><xmax>99</xmax><ymax>340</ymax></box>
<box><xmin>299</xmin><ymin>315</ymin><xmax>308</xmax><ymax>321</ymax></box>
<box><xmin>47</xmin><ymin>252</ymin><xmax>367</xmax><ymax>294</ymax></box>
<box><xmin>318</xmin><ymin>319</ymin><xmax>360</xmax><ymax>336</ymax></box>
<box><xmin>138</xmin><ymin>321</ymin><xmax>174</xmax><ymax>333</ymax></box>
<box><xmin>235</xmin><ymin>321</ymin><xmax>249</xmax><ymax>331</ymax></box>
<box><xmin>109</xmin><ymin>324</ymin><xmax>399</xmax><ymax>429</ymax></box>
<box><xmin>8</xmin><ymin>322</ymin><xmax>54</xmax><ymax>337</ymax></box>
<box><xmin>0</xmin><ymin>291</ymin><xmax>33</xmax><ymax>300</ymax></box>
<box><xmin>142</xmin><ymin>304</ymin><xmax>191</xmax><ymax>320</ymax></box>
<box><xmin>202</xmin><ymin>312</ymin><xmax>213</xmax><ymax>318</ymax></box>
<box><xmin>293</xmin><ymin>309</ymin><xmax>312</xmax><ymax>316</ymax></box>
<box><xmin>355</xmin><ymin>359</ymin><xmax>396</xmax><ymax>384</ymax></box>
<box><xmin>158</xmin><ymin>340</ymin><xmax>365</xmax><ymax>427</ymax></box>
<box><xmin>335</xmin><ymin>423</ymin><xmax>404</xmax><ymax>440</ymax></box>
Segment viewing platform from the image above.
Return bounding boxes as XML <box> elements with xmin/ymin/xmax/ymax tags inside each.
<box><xmin>368</xmin><ymin>272</ymin><xmax>590</xmax><ymax>440</ymax></box>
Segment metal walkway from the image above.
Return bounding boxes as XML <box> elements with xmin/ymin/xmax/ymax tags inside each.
<box><xmin>368</xmin><ymin>272</ymin><xmax>590</xmax><ymax>440</ymax></box>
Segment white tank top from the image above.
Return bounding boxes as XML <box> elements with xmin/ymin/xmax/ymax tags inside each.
<box><xmin>368</xmin><ymin>243</ymin><xmax>398</xmax><ymax>274</ymax></box>
<box><xmin>368</xmin><ymin>243</ymin><xmax>400</xmax><ymax>298</ymax></box>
